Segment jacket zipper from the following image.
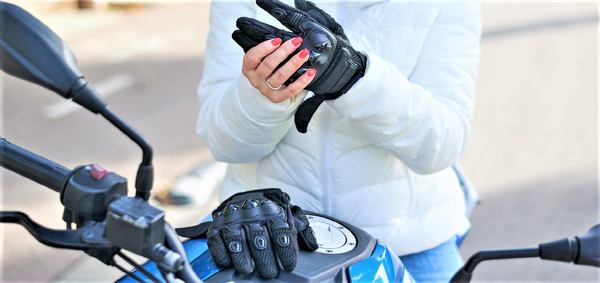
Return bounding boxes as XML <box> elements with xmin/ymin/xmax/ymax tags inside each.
<box><xmin>320</xmin><ymin>108</ymin><xmax>333</xmax><ymax>215</ymax></box>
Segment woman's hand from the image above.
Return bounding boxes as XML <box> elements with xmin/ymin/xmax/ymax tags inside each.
<box><xmin>232</xmin><ymin>0</ymin><xmax>366</xmax><ymax>133</ymax></box>
<box><xmin>241</xmin><ymin>36</ymin><xmax>317</xmax><ymax>103</ymax></box>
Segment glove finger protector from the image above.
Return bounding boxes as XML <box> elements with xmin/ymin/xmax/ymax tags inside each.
<box><xmin>243</xmin><ymin>223</ymin><xmax>279</xmax><ymax>278</ymax></box>
<box><xmin>231</xmin><ymin>30</ymin><xmax>260</xmax><ymax>53</ymax></box>
<box><xmin>221</xmin><ymin>225</ymin><xmax>254</xmax><ymax>274</ymax></box>
<box><xmin>268</xmin><ymin>218</ymin><xmax>298</xmax><ymax>271</ymax></box>
<box><xmin>236</xmin><ymin>17</ymin><xmax>295</xmax><ymax>42</ymax></box>
<box><xmin>255</xmin><ymin>0</ymin><xmax>318</xmax><ymax>34</ymax></box>
<box><xmin>207</xmin><ymin>228</ymin><xmax>231</xmax><ymax>267</ymax></box>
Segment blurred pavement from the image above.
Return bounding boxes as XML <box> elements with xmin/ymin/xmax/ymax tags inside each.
<box><xmin>461</xmin><ymin>3</ymin><xmax>599</xmax><ymax>282</ymax></box>
<box><xmin>0</xmin><ymin>2</ymin><xmax>598</xmax><ymax>282</ymax></box>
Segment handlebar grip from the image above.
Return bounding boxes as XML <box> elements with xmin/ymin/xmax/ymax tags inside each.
<box><xmin>0</xmin><ymin>138</ymin><xmax>70</xmax><ymax>193</ymax></box>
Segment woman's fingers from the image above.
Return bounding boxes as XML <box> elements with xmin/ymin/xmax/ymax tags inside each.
<box><xmin>272</xmin><ymin>68</ymin><xmax>316</xmax><ymax>102</ymax></box>
<box><xmin>242</xmin><ymin>37</ymin><xmax>283</xmax><ymax>74</ymax></box>
<box><xmin>255</xmin><ymin>36</ymin><xmax>303</xmax><ymax>80</ymax></box>
<box><xmin>240</xmin><ymin>36</ymin><xmax>315</xmax><ymax>104</ymax></box>
<box><xmin>268</xmin><ymin>48</ymin><xmax>309</xmax><ymax>88</ymax></box>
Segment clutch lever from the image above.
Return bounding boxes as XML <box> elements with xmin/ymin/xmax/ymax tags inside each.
<box><xmin>0</xmin><ymin>211</ymin><xmax>112</xmax><ymax>249</ymax></box>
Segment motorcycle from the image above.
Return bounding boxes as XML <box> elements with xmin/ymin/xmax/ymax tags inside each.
<box><xmin>0</xmin><ymin>3</ymin><xmax>598</xmax><ymax>282</ymax></box>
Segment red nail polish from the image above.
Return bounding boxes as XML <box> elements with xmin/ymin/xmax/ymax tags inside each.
<box><xmin>299</xmin><ymin>48</ymin><xmax>309</xmax><ymax>59</ymax></box>
<box><xmin>291</xmin><ymin>37</ymin><xmax>303</xmax><ymax>47</ymax></box>
<box><xmin>307</xmin><ymin>68</ymin><xmax>316</xmax><ymax>77</ymax></box>
<box><xmin>271</xmin><ymin>38</ymin><xmax>282</xmax><ymax>46</ymax></box>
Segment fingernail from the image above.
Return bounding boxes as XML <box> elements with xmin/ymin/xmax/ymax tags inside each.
<box><xmin>271</xmin><ymin>38</ymin><xmax>282</xmax><ymax>46</ymax></box>
<box><xmin>299</xmin><ymin>48</ymin><xmax>309</xmax><ymax>59</ymax></box>
<box><xmin>307</xmin><ymin>68</ymin><xmax>316</xmax><ymax>77</ymax></box>
<box><xmin>291</xmin><ymin>37</ymin><xmax>303</xmax><ymax>47</ymax></box>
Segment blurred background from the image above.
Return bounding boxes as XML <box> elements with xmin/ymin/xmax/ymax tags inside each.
<box><xmin>0</xmin><ymin>0</ymin><xmax>598</xmax><ymax>282</ymax></box>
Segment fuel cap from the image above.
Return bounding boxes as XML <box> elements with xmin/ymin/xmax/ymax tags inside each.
<box><xmin>307</xmin><ymin>214</ymin><xmax>356</xmax><ymax>254</ymax></box>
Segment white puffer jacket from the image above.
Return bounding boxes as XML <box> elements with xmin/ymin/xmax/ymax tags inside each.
<box><xmin>197</xmin><ymin>0</ymin><xmax>481</xmax><ymax>256</ymax></box>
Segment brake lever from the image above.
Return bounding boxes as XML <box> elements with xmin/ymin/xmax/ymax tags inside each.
<box><xmin>0</xmin><ymin>211</ymin><xmax>112</xmax><ymax>250</ymax></box>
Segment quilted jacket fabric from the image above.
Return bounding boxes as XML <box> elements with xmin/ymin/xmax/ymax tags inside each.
<box><xmin>196</xmin><ymin>0</ymin><xmax>481</xmax><ymax>255</ymax></box>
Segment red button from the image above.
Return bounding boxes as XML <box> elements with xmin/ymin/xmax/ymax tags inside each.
<box><xmin>90</xmin><ymin>164</ymin><xmax>110</xmax><ymax>180</ymax></box>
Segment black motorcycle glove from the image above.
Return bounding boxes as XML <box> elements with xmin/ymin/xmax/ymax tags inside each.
<box><xmin>231</xmin><ymin>0</ymin><xmax>367</xmax><ymax>133</ymax></box>
<box><xmin>204</xmin><ymin>188</ymin><xmax>318</xmax><ymax>279</ymax></box>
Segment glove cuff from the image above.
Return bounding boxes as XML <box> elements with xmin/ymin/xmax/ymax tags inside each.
<box><xmin>332</xmin><ymin>50</ymin><xmax>367</xmax><ymax>98</ymax></box>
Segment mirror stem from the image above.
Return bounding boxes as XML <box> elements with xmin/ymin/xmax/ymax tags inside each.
<box><xmin>100</xmin><ymin>108</ymin><xmax>154</xmax><ymax>200</ymax></box>
<box><xmin>450</xmin><ymin>247</ymin><xmax>539</xmax><ymax>283</ymax></box>
<box><xmin>69</xmin><ymin>79</ymin><xmax>106</xmax><ymax>114</ymax></box>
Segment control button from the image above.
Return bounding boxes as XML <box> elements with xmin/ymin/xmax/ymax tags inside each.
<box><xmin>90</xmin><ymin>164</ymin><xmax>110</xmax><ymax>180</ymax></box>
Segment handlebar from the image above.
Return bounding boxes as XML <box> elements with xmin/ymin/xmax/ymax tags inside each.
<box><xmin>0</xmin><ymin>137</ymin><xmax>202</xmax><ymax>282</ymax></box>
<box><xmin>0</xmin><ymin>137</ymin><xmax>70</xmax><ymax>193</ymax></box>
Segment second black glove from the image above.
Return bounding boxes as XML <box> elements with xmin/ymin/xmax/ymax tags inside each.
<box><xmin>177</xmin><ymin>189</ymin><xmax>318</xmax><ymax>279</ymax></box>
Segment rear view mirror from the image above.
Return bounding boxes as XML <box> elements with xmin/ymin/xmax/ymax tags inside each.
<box><xmin>0</xmin><ymin>2</ymin><xmax>82</xmax><ymax>97</ymax></box>
<box><xmin>576</xmin><ymin>224</ymin><xmax>600</xmax><ymax>267</ymax></box>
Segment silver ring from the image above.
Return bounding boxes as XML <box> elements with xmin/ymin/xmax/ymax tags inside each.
<box><xmin>265</xmin><ymin>77</ymin><xmax>282</xmax><ymax>91</ymax></box>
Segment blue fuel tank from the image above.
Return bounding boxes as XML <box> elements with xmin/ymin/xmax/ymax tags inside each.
<box><xmin>117</xmin><ymin>213</ymin><xmax>415</xmax><ymax>283</ymax></box>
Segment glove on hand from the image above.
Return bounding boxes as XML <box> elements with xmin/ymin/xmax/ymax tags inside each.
<box><xmin>205</xmin><ymin>188</ymin><xmax>318</xmax><ymax>279</ymax></box>
<box><xmin>232</xmin><ymin>0</ymin><xmax>367</xmax><ymax>133</ymax></box>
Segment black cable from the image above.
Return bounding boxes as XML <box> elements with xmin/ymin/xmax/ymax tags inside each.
<box><xmin>117</xmin><ymin>251</ymin><xmax>162</xmax><ymax>283</ymax></box>
<box><xmin>115</xmin><ymin>263</ymin><xmax>146</xmax><ymax>283</ymax></box>
<box><xmin>164</xmin><ymin>223</ymin><xmax>202</xmax><ymax>283</ymax></box>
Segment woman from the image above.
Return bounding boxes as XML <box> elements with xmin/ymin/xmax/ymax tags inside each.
<box><xmin>196</xmin><ymin>0</ymin><xmax>481</xmax><ymax>281</ymax></box>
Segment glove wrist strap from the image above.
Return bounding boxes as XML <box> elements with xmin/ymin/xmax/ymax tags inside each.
<box><xmin>293</xmin><ymin>51</ymin><xmax>366</xmax><ymax>133</ymax></box>
<box><xmin>176</xmin><ymin>221</ymin><xmax>211</xmax><ymax>239</ymax></box>
<box><xmin>294</xmin><ymin>95</ymin><xmax>326</xmax><ymax>133</ymax></box>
